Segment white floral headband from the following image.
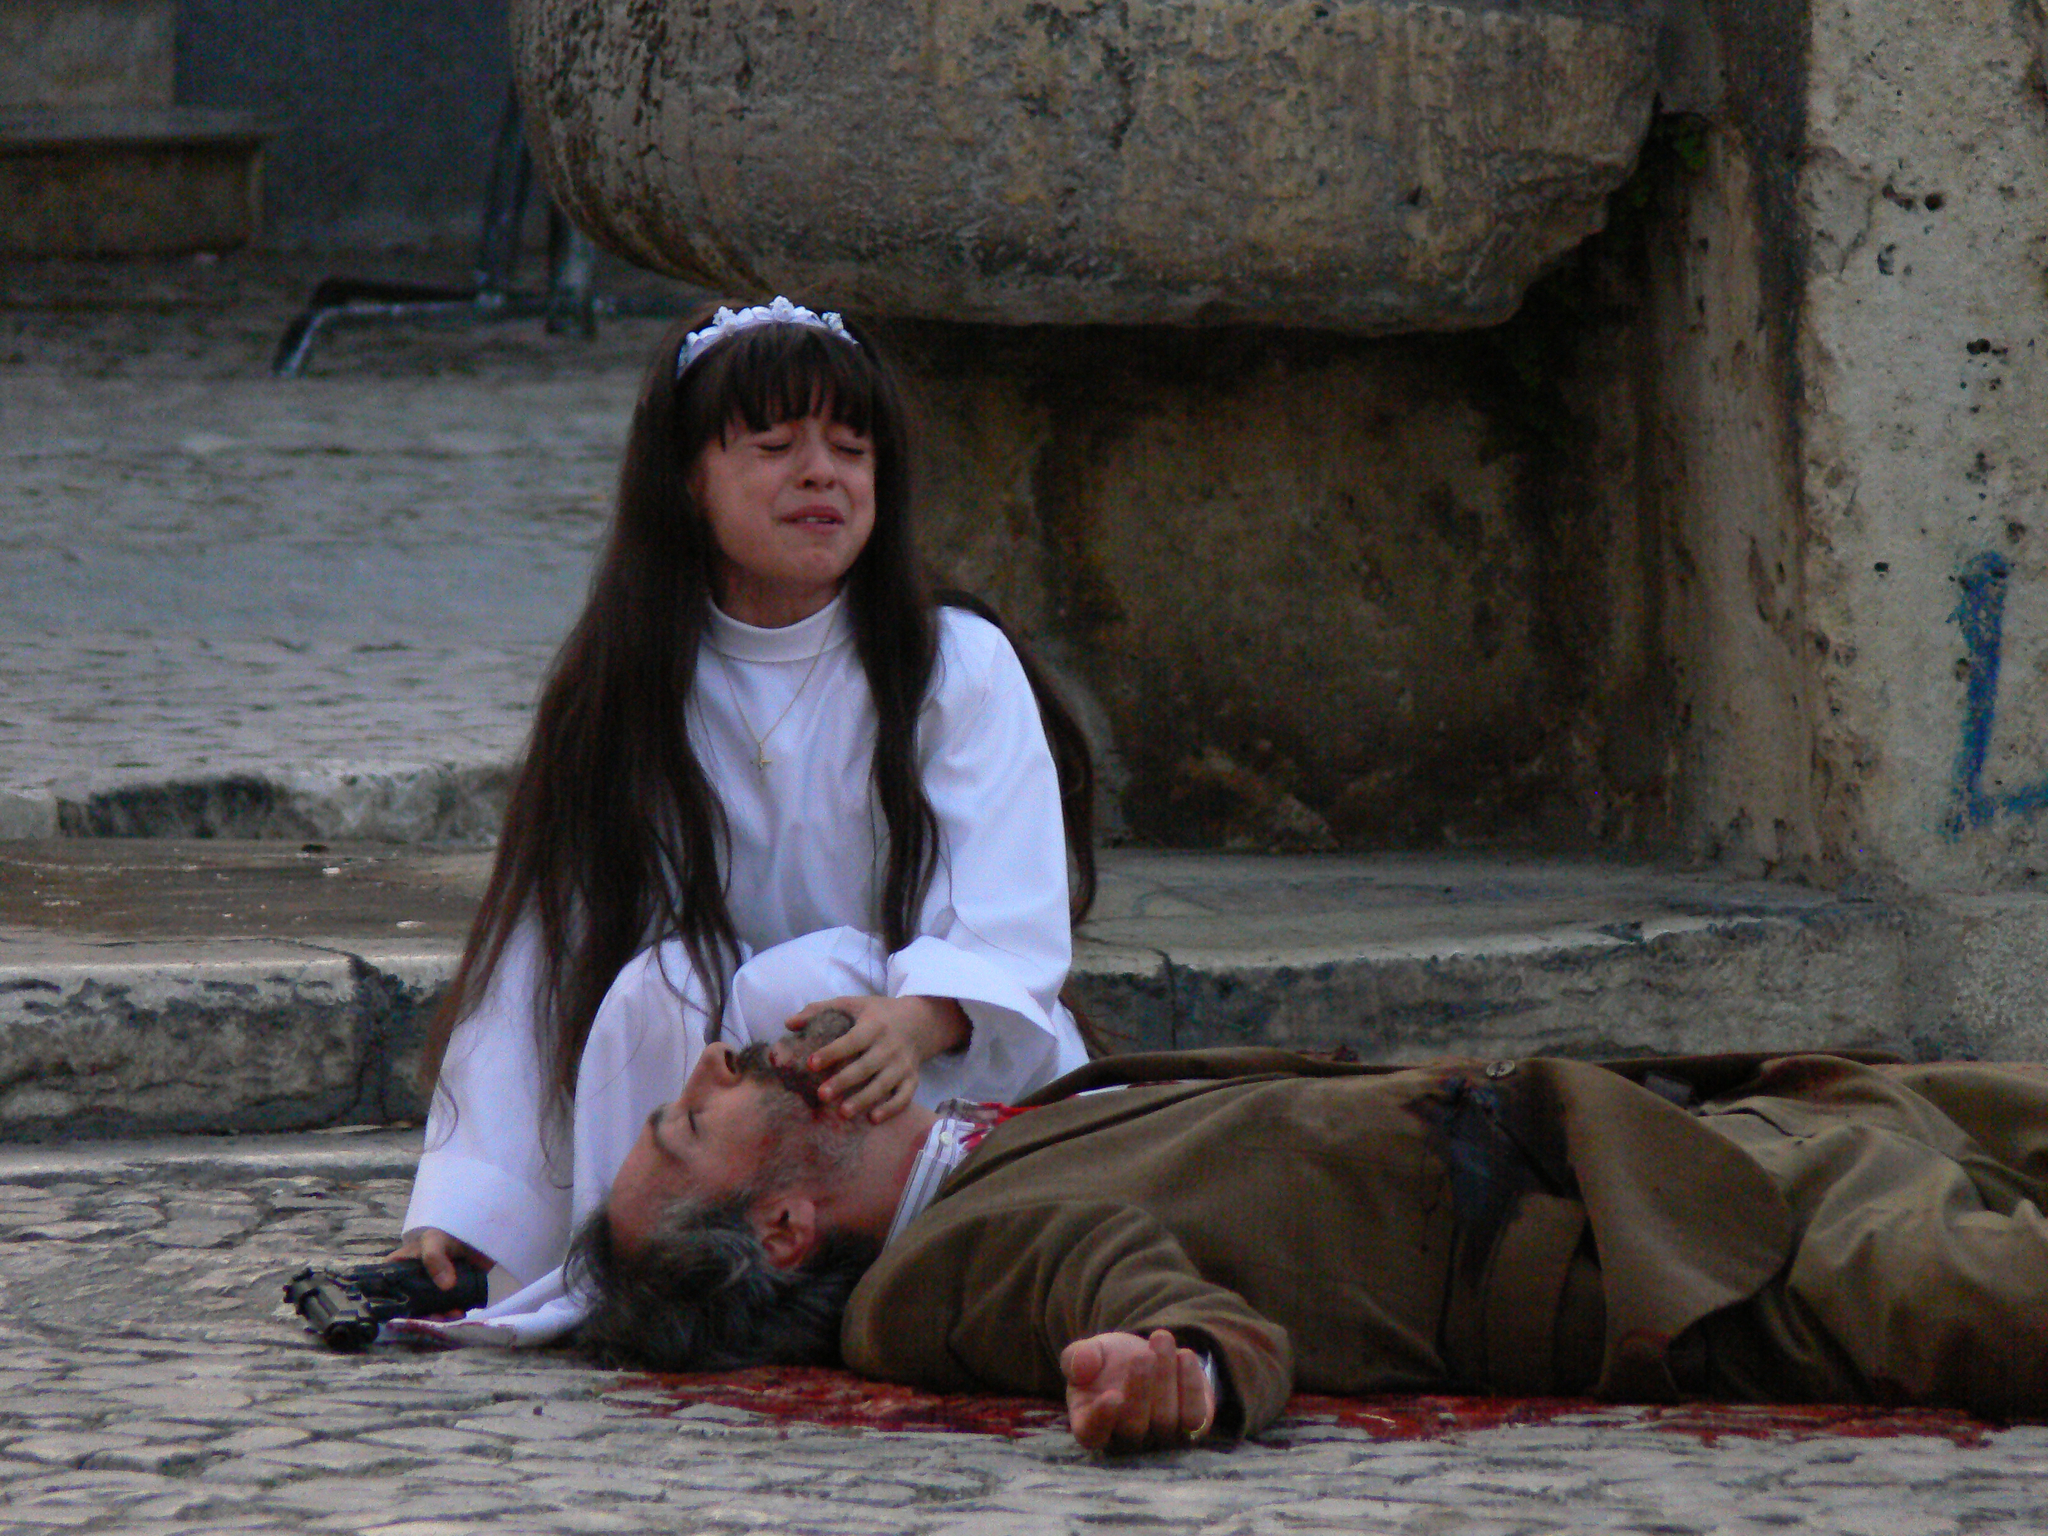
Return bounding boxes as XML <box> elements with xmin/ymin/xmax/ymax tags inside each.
<box><xmin>675</xmin><ymin>296</ymin><xmax>859</xmax><ymax>380</ymax></box>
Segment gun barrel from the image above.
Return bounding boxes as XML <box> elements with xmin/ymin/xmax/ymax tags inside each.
<box><xmin>284</xmin><ymin>1268</ymin><xmax>381</xmax><ymax>1351</ymax></box>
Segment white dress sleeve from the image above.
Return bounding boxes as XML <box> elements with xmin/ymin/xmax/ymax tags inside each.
<box><xmin>399</xmin><ymin>923</ymin><xmax>569</xmax><ymax>1285</ymax></box>
<box><xmin>886</xmin><ymin>614</ymin><xmax>1089</xmax><ymax>1101</ymax></box>
<box><xmin>400</xmin><ymin>928</ymin><xmax>720</xmax><ymax>1286</ymax></box>
<box><xmin>561</xmin><ymin>941</ymin><xmax>714</xmax><ymax>1237</ymax></box>
<box><xmin>723</xmin><ymin>927</ymin><xmax>886</xmax><ymax>1046</ymax></box>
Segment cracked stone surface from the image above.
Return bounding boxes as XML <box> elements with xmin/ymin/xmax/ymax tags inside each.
<box><xmin>5</xmin><ymin>1134</ymin><xmax>2048</xmax><ymax>1534</ymax></box>
<box><xmin>516</xmin><ymin>0</ymin><xmax>1661</xmax><ymax>329</ymax></box>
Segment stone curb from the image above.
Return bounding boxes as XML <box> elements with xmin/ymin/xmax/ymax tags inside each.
<box><xmin>1068</xmin><ymin>899</ymin><xmax>1918</xmax><ymax>1061</ymax></box>
<box><xmin>0</xmin><ymin>890</ymin><xmax>1936</xmax><ymax>1142</ymax></box>
<box><xmin>0</xmin><ymin>939</ymin><xmax>452</xmax><ymax>1139</ymax></box>
<box><xmin>0</xmin><ymin>1125</ymin><xmax>421</xmax><ymax>1183</ymax></box>
<box><xmin>2</xmin><ymin>764</ymin><xmax>513</xmax><ymax>846</ymax></box>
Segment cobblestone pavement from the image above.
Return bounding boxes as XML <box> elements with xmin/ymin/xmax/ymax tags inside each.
<box><xmin>0</xmin><ymin>252</ymin><xmax>681</xmax><ymax>831</ymax></box>
<box><xmin>3</xmin><ymin>1137</ymin><xmax>2048</xmax><ymax>1535</ymax></box>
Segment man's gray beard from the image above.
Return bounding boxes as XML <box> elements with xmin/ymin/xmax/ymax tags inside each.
<box><xmin>733</xmin><ymin>1006</ymin><xmax>867</xmax><ymax>1185</ymax></box>
<box><xmin>732</xmin><ymin>1006</ymin><xmax>857</xmax><ymax>1112</ymax></box>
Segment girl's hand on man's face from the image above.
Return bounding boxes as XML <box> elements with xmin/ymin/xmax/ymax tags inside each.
<box><xmin>780</xmin><ymin>994</ymin><xmax>970</xmax><ymax>1122</ymax></box>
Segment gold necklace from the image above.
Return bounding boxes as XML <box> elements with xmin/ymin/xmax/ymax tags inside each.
<box><xmin>718</xmin><ymin>641</ymin><xmax>830</xmax><ymax>774</ymax></box>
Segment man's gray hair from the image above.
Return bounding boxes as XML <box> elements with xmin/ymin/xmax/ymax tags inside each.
<box><xmin>568</xmin><ymin>1190</ymin><xmax>880</xmax><ymax>1371</ymax></box>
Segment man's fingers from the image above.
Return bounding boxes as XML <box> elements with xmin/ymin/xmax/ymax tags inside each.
<box><xmin>1070</xmin><ymin>1387</ymin><xmax>1123</xmax><ymax>1451</ymax></box>
<box><xmin>1115</xmin><ymin>1332</ymin><xmax>1208</xmax><ymax>1450</ymax></box>
<box><xmin>1061</xmin><ymin>1336</ymin><xmax>1120</xmax><ymax>1451</ymax></box>
<box><xmin>1126</xmin><ymin>1330</ymin><xmax>1185</xmax><ymax>1446</ymax></box>
<box><xmin>1063</xmin><ymin>1333</ymin><xmax>1214</xmax><ymax>1453</ymax></box>
<box><xmin>1060</xmin><ymin>1337</ymin><xmax>1105</xmax><ymax>1389</ymax></box>
<box><xmin>1145</xmin><ymin>1330</ymin><xmax>1197</xmax><ymax>1442</ymax></box>
<box><xmin>1120</xmin><ymin>1367</ymin><xmax>1156</xmax><ymax>1448</ymax></box>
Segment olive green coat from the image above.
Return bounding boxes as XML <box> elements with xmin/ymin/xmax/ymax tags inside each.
<box><xmin>841</xmin><ymin>1048</ymin><xmax>1811</xmax><ymax>1435</ymax></box>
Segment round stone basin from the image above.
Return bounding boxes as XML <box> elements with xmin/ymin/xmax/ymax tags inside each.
<box><xmin>513</xmin><ymin>0</ymin><xmax>1661</xmax><ymax>331</ymax></box>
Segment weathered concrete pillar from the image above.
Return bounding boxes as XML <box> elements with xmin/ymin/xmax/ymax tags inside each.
<box><xmin>1644</xmin><ymin>0</ymin><xmax>2048</xmax><ymax>890</ymax></box>
<box><xmin>1635</xmin><ymin>4</ymin><xmax>1824</xmax><ymax>879</ymax></box>
<box><xmin>1795</xmin><ymin>0</ymin><xmax>2048</xmax><ymax>889</ymax></box>
<box><xmin>509</xmin><ymin>0</ymin><xmax>2048</xmax><ymax>896</ymax></box>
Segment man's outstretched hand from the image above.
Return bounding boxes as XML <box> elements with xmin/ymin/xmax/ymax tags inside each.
<box><xmin>1060</xmin><ymin>1329</ymin><xmax>1216</xmax><ymax>1452</ymax></box>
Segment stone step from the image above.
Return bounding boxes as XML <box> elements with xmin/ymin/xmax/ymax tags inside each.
<box><xmin>0</xmin><ymin>106</ymin><xmax>267</xmax><ymax>255</ymax></box>
<box><xmin>4</xmin><ymin>838</ymin><xmax>2040</xmax><ymax>1141</ymax></box>
<box><xmin>6</xmin><ymin>764</ymin><xmax>514</xmax><ymax>845</ymax></box>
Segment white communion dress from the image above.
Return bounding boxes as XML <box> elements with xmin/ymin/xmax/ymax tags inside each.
<box><xmin>393</xmin><ymin>597</ymin><xmax>1089</xmax><ymax>1345</ymax></box>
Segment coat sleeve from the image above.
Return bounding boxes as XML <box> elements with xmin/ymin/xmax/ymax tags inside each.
<box><xmin>889</xmin><ymin>614</ymin><xmax>1088</xmax><ymax>1101</ymax></box>
<box><xmin>841</xmin><ymin>1198</ymin><xmax>1295</xmax><ymax>1439</ymax></box>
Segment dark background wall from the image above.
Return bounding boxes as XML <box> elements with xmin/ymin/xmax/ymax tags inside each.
<box><xmin>175</xmin><ymin>0</ymin><xmax>516</xmax><ymax>246</ymax></box>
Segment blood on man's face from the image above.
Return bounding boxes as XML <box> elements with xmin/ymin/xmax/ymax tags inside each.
<box><xmin>606</xmin><ymin>1011</ymin><xmax>856</xmax><ymax>1246</ymax></box>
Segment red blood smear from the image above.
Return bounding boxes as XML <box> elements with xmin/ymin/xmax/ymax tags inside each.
<box><xmin>611</xmin><ymin>1366</ymin><xmax>1066</xmax><ymax>1438</ymax></box>
<box><xmin>1288</xmin><ymin>1393</ymin><xmax>1992</xmax><ymax>1448</ymax></box>
<box><xmin>609</xmin><ymin>1368</ymin><xmax>1995</xmax><ymax>1446</ymax></box>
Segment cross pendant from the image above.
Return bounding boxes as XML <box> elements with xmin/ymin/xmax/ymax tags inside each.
<box><xmin>753</xmin><ymin>749</ymin><xmax>772</xmax><ymax>772</ymax></box>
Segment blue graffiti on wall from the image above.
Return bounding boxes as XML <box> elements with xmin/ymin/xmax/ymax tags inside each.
<box><xmin>1946</xmin><ymin>550</ymin><xmax>2048</xmax><ymax>833</ymax></box>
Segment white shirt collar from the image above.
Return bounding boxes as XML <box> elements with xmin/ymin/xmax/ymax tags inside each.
<box><xmin>705</xmin><ymin>592</ymin><xmax>853</xmax><ymax>663</ymax></box>
<box><xmin>885</xmin><ymin>1101</ymin><xmax>985</xmax><ymax>1247</ymax></box>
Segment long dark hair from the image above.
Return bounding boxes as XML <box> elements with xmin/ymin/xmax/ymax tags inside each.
<box><xmin>422</xmin><ymin>303</ymin><xmax>1098</xmax><ymax>1123</ymax></box>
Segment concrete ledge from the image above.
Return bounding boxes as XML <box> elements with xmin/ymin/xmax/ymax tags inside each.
<box><xmin>0</xmin><ymin>938</ymin><xmax>445</xmax><ymax>1138</ymax></box>
<box><xmin>48</xmin><ymin>764</ymin><xmax>512</xmax><ymax>845</ymax></box>
<box><xmin>0</xmin><ymin>1124</ymin><xmax>421</xmax><ymax>1183</ymax></box>
<box><xmin>3</xmin><ymin>843</ymin><xmax>2004</xmax><ymax>1141</ymax></box>
<box><xmin>1071</xmin><ymin>855</ymin><xmax>1917</xmax><ymax>1059</ymax></box>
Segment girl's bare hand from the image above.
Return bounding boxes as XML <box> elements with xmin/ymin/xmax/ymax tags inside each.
<box><xmin>782</xmin><ymin>994</ymin><xmax>969</xmax><ymax>1122</ymax></box>
<box><xmin>385</xmin><ymin>1228</ymin><xmax>494</xmax><ymax>1291</ymax></box>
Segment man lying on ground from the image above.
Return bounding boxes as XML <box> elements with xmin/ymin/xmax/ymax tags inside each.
<box><xmin>574</xmin><ymin>1017</ymin><xmax>2048</xmax><ymax>1451</ymax></box>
